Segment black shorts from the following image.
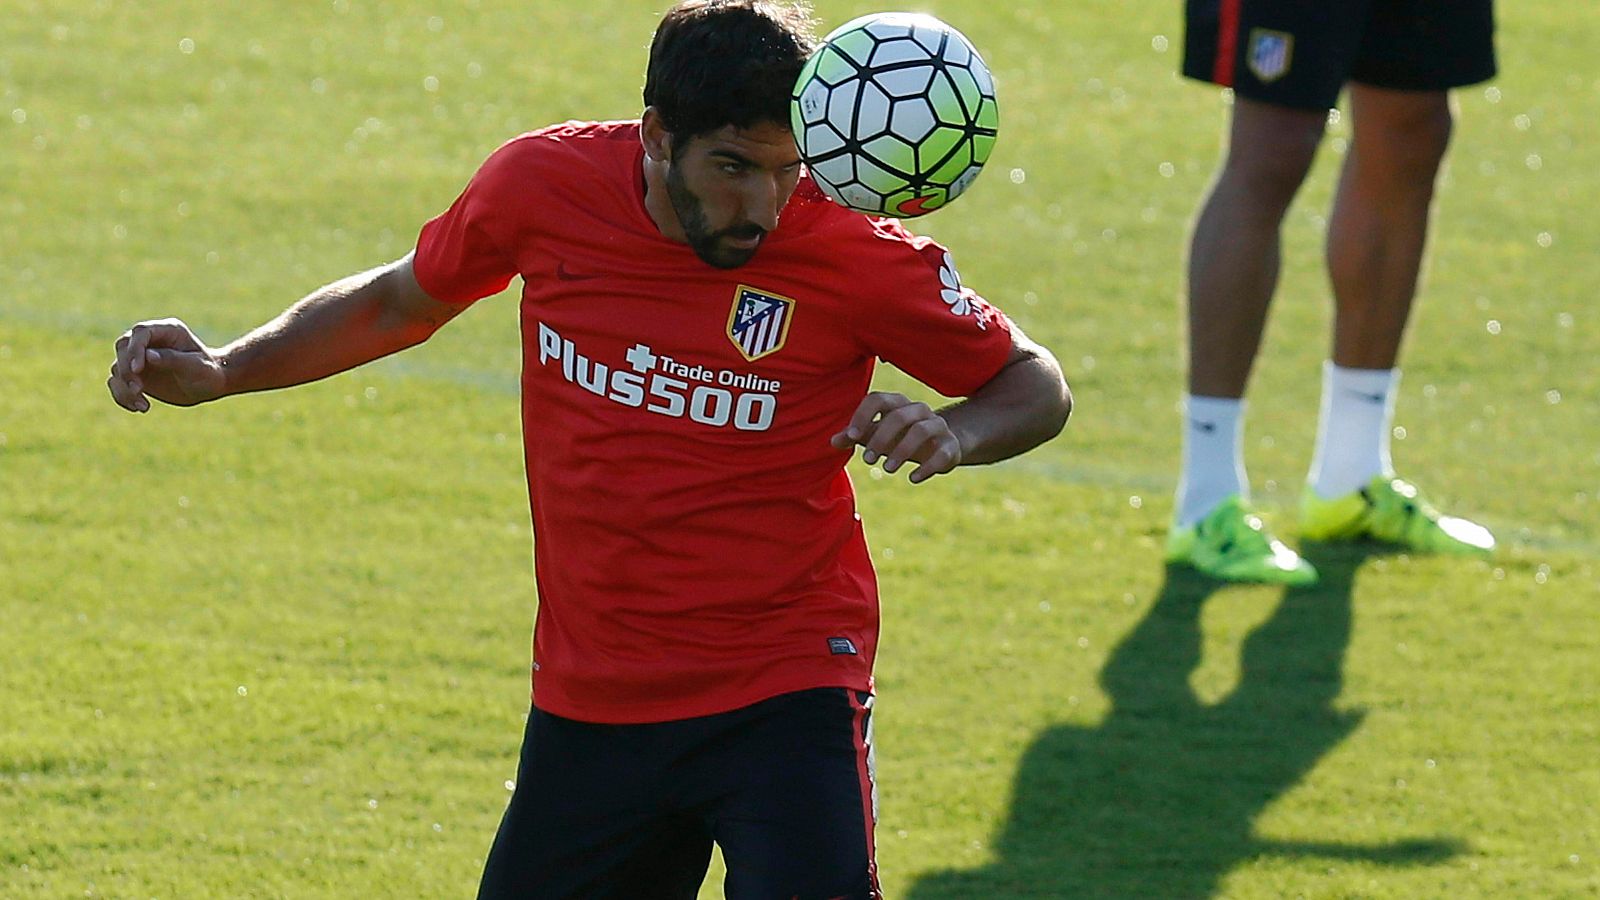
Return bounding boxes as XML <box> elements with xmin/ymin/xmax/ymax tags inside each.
<box><xmin>477</xmin><ymin>688</ymin><xmax>881</xmax><ymax>899</ymax></box>
<box><xmin>1183</xmin><ymin>0</ymin><xmax>1497</xmax><ymax>110</ymax></box>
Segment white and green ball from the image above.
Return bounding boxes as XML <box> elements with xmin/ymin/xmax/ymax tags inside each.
<box><xmin>791</xmin><ymin>12</ymin><xmax>999</xmax><ymax>218</ymax></box>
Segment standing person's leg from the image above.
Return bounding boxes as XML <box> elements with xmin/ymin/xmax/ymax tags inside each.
<box><xmin>1186</xmin><ymin>101</ymin><xmax>1328</xmax><ymax>400</ymax></box>
<box><xmin>1307</xmin><ymin>85</ymin><xmax>1452</xmax><ymax>502</ymax></box>
<box><xmin>1301</xmin><ymin>84</ymin><xmax>1494</xmax><ymax>552</ymax></box>
<box><xmin>1325</xmin><ymin>86</ymin><xmax>1452</xmax><ymax>373</ymax></box>
<box><xmin>1171</xmin><ymin>0</ymin><xmax>1375</xmax><ymax>584</ymax></box>
<box><xmin>1301</xmin><ymin>0</ymin><xmax>1498</xmax><ymax>554</ymax></box>
<box><xmin>1179</xmin><ymin>98</ymin><xmax>1326</xmax><ymax>507</ymax></box>
<box><xmin>1167</xmin><ymin>98</ymin><xmax>1323</xmax><ymax>586</ymax></box>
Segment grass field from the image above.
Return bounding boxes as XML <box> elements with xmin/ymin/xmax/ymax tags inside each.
<box><xmin>3</xmin><ymin>1</ymin><xmax>1597</xmax><ymax>897</ymax></box>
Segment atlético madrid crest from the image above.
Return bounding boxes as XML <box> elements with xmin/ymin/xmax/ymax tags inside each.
<box><xmin>726</xmin><ymin>285</ymin><xmax>795</xmax><ymax>361</ymax></box>
<box><xmin>1247</xmin><ymin>28</ymin><xmax>1293</xmax><ymax>83</ymax></box>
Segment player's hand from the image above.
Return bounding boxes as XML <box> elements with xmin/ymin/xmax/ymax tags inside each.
<box><xmin>108</xmin><ymin>318</ymin><xmax>227</xmax><ymax>413</ymax></box>
<box><xmin>830</xmin><ymin>391</ymin><xmax>962</xmax><ymax>484</ymax></box>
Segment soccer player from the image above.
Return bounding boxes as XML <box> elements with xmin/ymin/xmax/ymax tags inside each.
<box><xmin>1168</xmin><ymin>0</ymin><xmax>1499</xmax><ymax>584</ymax></box>
<box><xmin>105</xmin><ymin>2</ymin><xmax>1071</xmax><ymax>897</ymax></box>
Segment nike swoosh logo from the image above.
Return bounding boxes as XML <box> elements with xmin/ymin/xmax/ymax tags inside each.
<box><xmin>1343</xmin><ymin>389</ymin><xmax>1386</xmax><ymax>404</ymax></box>
<box><xmin>895</xmin><ymin>194</ymin><xmax>936</xmax><ymax>216</ymax></box>
<box><xmin>554</xmin><ymin>260</ymin><xmax>603</xmax><ymax>282</ymax></box>
<box><xmin>1191</xmin><ymin>419</ymin><xmax>1217</xmax><ymax>433</ymax></box>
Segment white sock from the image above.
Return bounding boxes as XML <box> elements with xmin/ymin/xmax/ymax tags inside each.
<box><xmin>1175</xmin><ymin>394</ymin><xmax>1247</xmax><ymax>527</ymax></box>
<box><xmin>1308</xmin><ymin>362</ymin><xmax>1398</xmax><ymax>499</ymax></box>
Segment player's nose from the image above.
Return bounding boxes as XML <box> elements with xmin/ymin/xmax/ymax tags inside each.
<box><xmin>742</xmin><ymin>175</ymin><xmax>783</xmax><ymax>234</ymax></box>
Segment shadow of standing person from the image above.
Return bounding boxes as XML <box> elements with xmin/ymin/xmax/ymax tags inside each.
<box><xmin>908</xmin><ymin>543</ymin><xmax>1462</xmax><ymax>898</ymax></box>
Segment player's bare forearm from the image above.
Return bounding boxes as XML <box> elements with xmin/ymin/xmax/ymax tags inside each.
<box><xmin>109</xmin><ymin>254</ymin><xmax>464</xmax><ymax>412</ymax></box>
<box><xmin>940</xmin><ymin>329</ymin><xmax>1071</xmax><ymax>467</ymax></box>
<box><xmin>217</xmin><ymin>254</ymin><xmax>463</xmax><ymax>397</ymax></box>
<box><xmin>829</xmin><ymin>327</ymin><xmax>1070</xmax><ymax>483</ymax></box>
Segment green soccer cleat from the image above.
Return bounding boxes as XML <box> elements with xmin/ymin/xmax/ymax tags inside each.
<box><xmin>1301</xmin><ymin>476</ymin><xmax>1495</xmax><ymax>555</ymax></box>
<box><xmin>1166</xmin><ymin>496</ymin><xmax>1319</xmax><ymax>586</ymax></box>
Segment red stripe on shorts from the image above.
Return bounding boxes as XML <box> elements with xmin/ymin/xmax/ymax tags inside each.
<box><xmin>849</xmin><ymin>692</ymin><xmax>883</xmax><ymax>899</ymax></box>
<box><xmin>1213</xmin><ymin>0</ymin><xmax>1242</xmax><ymax>86</ymax></box>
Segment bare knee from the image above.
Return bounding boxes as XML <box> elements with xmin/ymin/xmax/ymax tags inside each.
<box><xmin>1400</xmin><ymin>105</ymin><xmax>1454</xmax><ymax>177</ymax></box>
<box><xmin>1216</xmin><ymin>100</ymin><xmax>1326</xmax><ymax>212</ymax></box>
<box><xmin>1350</xmin><ymin>88</ymin><xmax>1455</xmax><ymax>183</ymax></box>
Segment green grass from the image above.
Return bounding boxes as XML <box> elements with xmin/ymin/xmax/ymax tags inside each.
<box><xmin>4</xmin><ymin>1</ymin><xmax>1597</xmax><ymax>897</ymax></box>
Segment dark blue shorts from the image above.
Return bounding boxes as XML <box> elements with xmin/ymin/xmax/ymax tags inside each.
<box><xmin>1184</xmin><ymin>0</ymin><xmax>1497</xmax><ymax>110</ymax></box>
<box><xmin>477</xmin><ymin>688</ymin><xmax>881</xmax><ymax>899</ymax></box>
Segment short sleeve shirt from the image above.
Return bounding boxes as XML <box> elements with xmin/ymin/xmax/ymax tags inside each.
<box><xmin>414</xmin><ymin>121</ymin><xmax>1014</xmax><ymax>723</ymax></box>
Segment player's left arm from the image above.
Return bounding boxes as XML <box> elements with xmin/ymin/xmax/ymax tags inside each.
<box><xmin>829</xmin><ymin>324</ymin><xmax>1070</xmax><ymax>484</ymax></box>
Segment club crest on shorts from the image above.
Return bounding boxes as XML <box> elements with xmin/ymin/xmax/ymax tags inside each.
<box><xmin>1247</xmin><ymin>29</ymin><xmax>1293</xmax><ymax>83</ymax></box>
<box><xmin>726</xmin><ymin>285</ymin><xmax>795</xmax><ymax>361</ymax></box>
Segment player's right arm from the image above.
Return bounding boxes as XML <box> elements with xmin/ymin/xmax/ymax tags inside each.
<box><xmin>107</xmin><ymin>253</ymin><xmax>464</xmax><ymax>413</ymax></box>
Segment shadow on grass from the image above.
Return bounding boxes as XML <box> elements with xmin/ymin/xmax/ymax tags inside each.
<box><xmin>908</xmin><ymin>543</ymin><xmax>1464</xmax><ymax>899</ymax></box>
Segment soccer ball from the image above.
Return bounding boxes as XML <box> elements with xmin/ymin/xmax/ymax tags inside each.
<box><xmin>791</xmin><ymin>12</ymin><xmax>998</xmax><ymax>218</ymax></box>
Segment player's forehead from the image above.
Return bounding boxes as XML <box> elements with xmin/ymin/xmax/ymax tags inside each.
<box><xmin>687</xmin><ymin>121</ymin><xmax>801</xmax><ymax>167</ymax></box>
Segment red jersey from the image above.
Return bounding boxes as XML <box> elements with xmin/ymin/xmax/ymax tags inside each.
<box><xmin>414</xmin><ymin>121</ymin><xmax>1013</xmax><ymax>723</ymax></box>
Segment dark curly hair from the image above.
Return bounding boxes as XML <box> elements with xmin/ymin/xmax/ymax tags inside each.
<box><xmin>643</xmin><ymin>1</ymin><xmax>817</xmax><ymax>152</ymax></box>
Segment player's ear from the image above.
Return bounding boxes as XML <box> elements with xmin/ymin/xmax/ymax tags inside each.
<box><xmin>640</xmin><ymin>108</ymin><xmax>671</xmax><ymax>162</ymax></box>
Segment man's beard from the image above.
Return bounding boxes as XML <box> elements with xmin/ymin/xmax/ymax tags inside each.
<box><xmin>665</xmin><ymin>163</ymin><xmax>765</xmax><ymax>269</ymax></box>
